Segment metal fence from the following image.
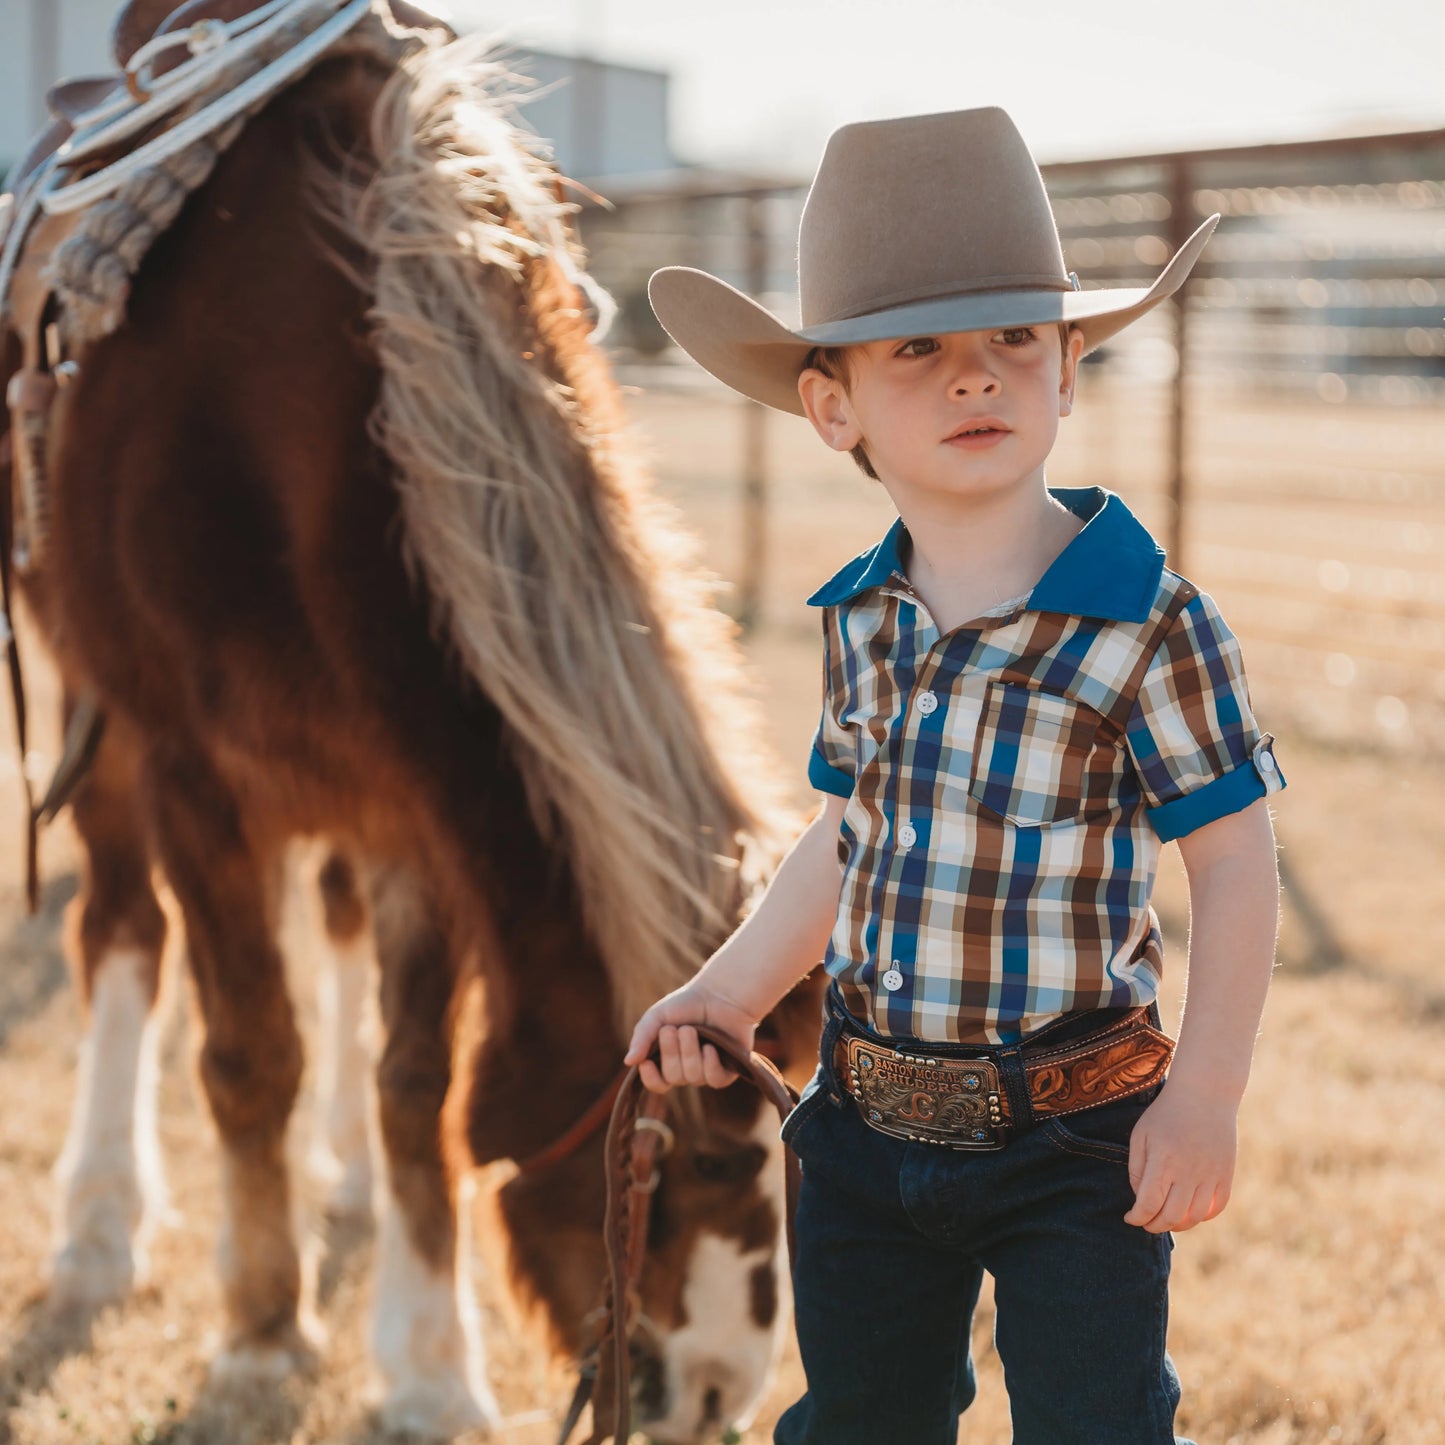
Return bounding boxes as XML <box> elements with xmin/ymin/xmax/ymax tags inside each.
<box><xmin>572</xmin><ymin>127</ymin><xmax>1445</xmax><ymax>758</ymax></box>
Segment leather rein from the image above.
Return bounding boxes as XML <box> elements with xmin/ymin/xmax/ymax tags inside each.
<box><xmin>521</xmin><ymin>1029</ymin><xmax>802</xmax><ymax>1445</ymax></box>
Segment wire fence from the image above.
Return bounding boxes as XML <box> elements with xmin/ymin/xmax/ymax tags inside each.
<box><xmin>573</xmin><ymin>127</ymin><xmax>1445</xmax><ymax>758</ymax></box>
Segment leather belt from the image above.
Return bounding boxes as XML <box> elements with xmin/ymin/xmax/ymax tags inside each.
<box><xmin>832</xmin><ymin>1004</ymin><xmax>1175</xmax><ymax>1150</ymax></box>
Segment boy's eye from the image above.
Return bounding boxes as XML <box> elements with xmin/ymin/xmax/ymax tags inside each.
<box><xmin>999</xmin><ymin>327</ymin><xmax>1037</xmax><ymax>345</ymax></box>
<box><xmin>896</xmin><ymin>328</ymin><xmax>1036</xmax><ymax>357</ymax></box>
<box><xmin>897</xmin><ymin>337</ymin><xmax>938</xmax><ymax>357</ymax></box>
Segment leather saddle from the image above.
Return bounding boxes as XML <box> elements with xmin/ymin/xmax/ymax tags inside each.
<box><xmin>5</xmin><ymin>1</ymin><xmax>450</xmax><ymax>218</ymax></box>
<box><xmin>5</xmin><ymin>3</ymin><xmax>274</xmax><ymax>204</ymax></box>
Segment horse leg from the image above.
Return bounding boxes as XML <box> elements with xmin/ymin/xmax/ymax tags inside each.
<box><xmin>143</xmin><ymin>744</ymin><xmax>313</xmax><ymax>1376</ymax></box>
<box><xmin>307</xmin><ymin>847</ymin><xmax>376</xmax><ymax>1220</ymax></box>
<box><xmin>50</xmin><ymin>713</ymin><xmax>170</xmax><ymax>1311</ymax></box>
<box><xmin>368</xmin><ymin>864</ymin><xmax>499</xmax><ymax>1435</ymax></box>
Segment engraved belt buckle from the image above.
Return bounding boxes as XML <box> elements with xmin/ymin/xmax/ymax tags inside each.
<box><xmin>842</xmin><ymin>1037</ymin><xmax>1006</xmax><ymax>1149</ymax></box>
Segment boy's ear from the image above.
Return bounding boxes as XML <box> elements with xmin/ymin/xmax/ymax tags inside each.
<box><xmin>1058</xmin><ymin>325</ymin><xmax>1086</xmax><ymax>417</ymax></box>
<box><xmin>798</xmin><ymin>367</ymin><xmax>862</xmax><ymax>452</ymax></box>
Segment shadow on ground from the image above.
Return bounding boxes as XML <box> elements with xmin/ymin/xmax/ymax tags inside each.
<box><xmin>146</xmin><ymin>1376</ymin><xmax>306</xmax><ymax>1445</ymax></box>
<box><xmin>0</xmin><ymin>1295</ymin><xmax>101</xmax><ymax>1445</ymax></box>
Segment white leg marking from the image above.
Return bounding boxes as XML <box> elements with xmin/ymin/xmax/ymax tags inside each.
<box><xmin>371</xmin><ymin>1175</ymin><xmax>500</xmax><ymax>1438</ymax></box>
<box><xmin>308</xmin><ymin>926</ymin><xmax>377</xmax><ymax>1219</ymax></box>
<box><xmin>50</xmin><ymin>949</ymin><xmax>168</xmax><ymax>1309</ymax></box>
<box><xmin>209</xmin><ymin>1325</ymin><xmax>321</xmax><ymax>1385</ymax></box>
<box><xmin>646</xmin><ymin>1114</ymin><xmax>792</xmax><ymax>1442</ymax></box>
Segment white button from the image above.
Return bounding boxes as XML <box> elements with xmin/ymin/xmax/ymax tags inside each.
<box><xmin>897</xmin><ymin>822</ymin><xmax>918</xmax><ymax>849</ymax></box>
<box><xmin>1258</xmin><ymin>750</ymin><xmax>1277</xmax><ymax>773</ymax></box>
<box><xmin>882</xmin><ymin>968</ymin><xmax>904</xmax><ymax>992</ymax></box>
<box><xmin>916</xmin><ymin>690</ymin><xmax>938</xmax><ymax>716</ymax></box>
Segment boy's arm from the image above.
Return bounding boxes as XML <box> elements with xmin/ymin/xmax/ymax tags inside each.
<box><xmin>624</xmin><ymin>791</ymin><xmax>848</xmax><ymax>1091</ymax></box>
<box><xmin>1123</xmin><ymin>795</ymin><xmax>1281</xmax><ymax>1233</ymax></box>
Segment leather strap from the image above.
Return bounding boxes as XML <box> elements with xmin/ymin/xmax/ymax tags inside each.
<box><xmin>513</xmin><ymin>1070</ymin><xmax>626</xmax><ymax>1177</ymax></box>
<box><xmin>1021</xmin><ymin>1005</ymin><xmax>1175</xmax><ymax>1118</ymax></box>
<box><xmin>574</xmin><ymin>1026</ymin><xmax>801</xmax><ymax>1445</ymax></box>
<box><xmin>0</xmin><ymin>418</ymin><xmax>36</xmax><ymax>915</ymax></box>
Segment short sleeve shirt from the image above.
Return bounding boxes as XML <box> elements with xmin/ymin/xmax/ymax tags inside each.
<box><xmin>808</xmin><ymin>485</ymin><xmax>1285</xmax><ymax>1045</ymax></box>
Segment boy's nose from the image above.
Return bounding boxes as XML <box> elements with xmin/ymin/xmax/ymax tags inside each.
<box><xmin>953</xmin><ymin>374</ymin><xmax>1000</xmax><ymax>395</ymax></box>
<box><xmin>945</xmin><ymin>346</ymin><xmax>1001</xmax><ymax>393</ymax></box>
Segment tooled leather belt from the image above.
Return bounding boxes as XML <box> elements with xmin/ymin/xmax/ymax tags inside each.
<box><xmin>832</xmin><ymin>1005</ymin><xmax>1175</xmax><ymax>1150</ymax></box>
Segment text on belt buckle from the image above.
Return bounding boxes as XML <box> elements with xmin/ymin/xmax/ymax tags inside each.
<box><xmin>842</xmin><ymin>1037</ymin><xmax>1006</xmax><ymax>1149</ymax></box>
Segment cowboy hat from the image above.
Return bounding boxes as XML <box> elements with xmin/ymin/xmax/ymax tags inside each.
<box><xmin>647</xmin><ymin>105</ymin><xmax>1220</xmax><ymax>416</ymax></box>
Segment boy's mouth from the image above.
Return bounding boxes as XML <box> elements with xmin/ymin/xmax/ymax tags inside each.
<box><xmin>944</xmin><ymin>417</ymin><xmax>1010</xmax><ymax>441</ymax></box>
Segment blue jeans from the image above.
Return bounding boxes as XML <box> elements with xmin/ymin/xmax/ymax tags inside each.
<box><xmin>774</xmin><ymin>984</ymin><xmax>1193</xmax><ymax>1445</ymax></box>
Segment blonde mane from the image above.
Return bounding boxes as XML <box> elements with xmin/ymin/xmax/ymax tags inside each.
<box><xmin>326</xmin><ymin>29</ymin><xmax>799</xmax><ymax>1032</ymax></box>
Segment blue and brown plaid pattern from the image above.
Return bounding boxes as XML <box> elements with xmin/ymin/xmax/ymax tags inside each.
<box><xmin>807</xmin><ymin>486</ymin><xmax>1286</xmax><ymax>1045</ymax></box>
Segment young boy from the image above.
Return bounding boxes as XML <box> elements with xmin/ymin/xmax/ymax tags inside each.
<box><xmin>627</xmin><ymin>106</ymin><xmax>1286</xmax><ymax>1444</ymax></box>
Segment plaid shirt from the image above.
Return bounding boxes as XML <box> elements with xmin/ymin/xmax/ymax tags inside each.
<box><xmin>808</xmin><ymin>485</ymin><xmax>1286</xmax><ymax>1045</ymax></box>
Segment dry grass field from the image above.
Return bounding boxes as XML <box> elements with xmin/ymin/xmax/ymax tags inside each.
<box><xmin>1</xmin><ymin>378</ymin><xmax>1442</xmax><ymax>1443</ymax></box>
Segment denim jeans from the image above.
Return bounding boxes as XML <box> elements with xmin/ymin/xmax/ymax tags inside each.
<box><xmin>773</xmin><ymin>983</ymin><xmax>1194</xmax><ymax>1445</ymax></box>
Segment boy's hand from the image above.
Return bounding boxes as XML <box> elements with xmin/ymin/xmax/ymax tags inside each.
<box><xmin>1123</xmin><ymin>1082</ymin><xmax>1238</xmax><ymax>1233</ymax></box>
<box><xmin>623</xmin><ymin>981</ymin><xmax>759</xmax><ymax>1094</ymax></box>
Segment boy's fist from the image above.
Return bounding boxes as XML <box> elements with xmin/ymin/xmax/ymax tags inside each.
<box><xmin>1124</xmin><ymin>1084</ymin><xmax>1238</xmax><ymax>1233</ymax></box>
<box><xmin>623</xmin><ymin>981</ymin><xmax>758</xmax><ymax>1094</ymax></box>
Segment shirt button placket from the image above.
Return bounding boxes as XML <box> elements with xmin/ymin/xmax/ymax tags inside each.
<box><xmin>885</xmin><ymin>677</ymin><xmax>941</xmax><ymax>1006</ymax></box>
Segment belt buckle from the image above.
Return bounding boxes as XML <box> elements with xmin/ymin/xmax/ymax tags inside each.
<box><xmin>842</xmin><ymin>1037</ymin><xmax>1006</xmax><ymax>1149</ymax></box>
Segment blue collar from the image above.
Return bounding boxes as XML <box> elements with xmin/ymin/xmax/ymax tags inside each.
<box><xmin>804</xmin><ymin>486</ymin><xmax>1166</xmax><ymax>624</ymax></box>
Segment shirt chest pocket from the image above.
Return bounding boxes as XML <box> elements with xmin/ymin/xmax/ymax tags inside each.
<box><xmin>967</xmin><ymin>680</ymin><xmax>1105</xmax><ymax>827</ymax></box>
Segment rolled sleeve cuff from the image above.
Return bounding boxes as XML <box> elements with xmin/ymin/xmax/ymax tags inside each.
<box><xmin>1145</xmin><ymin>736</ymin><xmax>1286</xmax><ymax>842</ymax></box>
<box><xmin>808</xmin><ymin>744</ymin><xmax>855</xmax><ymax>798</ymax></box>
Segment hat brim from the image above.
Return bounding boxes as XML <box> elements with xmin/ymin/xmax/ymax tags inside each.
<box><xmin>648</xmin><ymin>213</ymin><xmax>1220</xmax><ymax>416</ymax></box>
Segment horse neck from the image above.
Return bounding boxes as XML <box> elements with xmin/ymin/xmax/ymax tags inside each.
<box><xmin>463</xmin><ymin>879</ymin><xmax>630</xmax><ymax>1168</ymax></box>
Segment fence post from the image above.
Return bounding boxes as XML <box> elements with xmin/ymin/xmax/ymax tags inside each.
<box><xmin>738</xmin><ymin>193</ymin><xmax>769</xmax><ymax>632</ymax></box>
<box><xmin>1165</xmin><ymin>156</ymin><xmax>1196</xmax><ymax>574</ymax></box>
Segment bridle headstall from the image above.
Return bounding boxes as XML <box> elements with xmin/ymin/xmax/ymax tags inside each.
<box><xmin>514</xmin><ymin>1031</ymin><xmax>802</xmax><ymax>1445</ymax></box>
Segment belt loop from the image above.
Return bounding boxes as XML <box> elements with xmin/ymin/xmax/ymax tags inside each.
<box><xmin>994</xmin><ymin>1044</ymin><xmax>1035</xmax><ymax>1136</ymax></box>
<box><xmin>818</xmin><ymin>981</ymin><xmax>849</xmax><ymax>1107</ymax></box>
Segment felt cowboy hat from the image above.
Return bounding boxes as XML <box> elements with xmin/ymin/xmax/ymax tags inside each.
<box><xmin>647</xmin><ymin>105</ymin><xmax>1220</xmax><ymax>417</ymax></box>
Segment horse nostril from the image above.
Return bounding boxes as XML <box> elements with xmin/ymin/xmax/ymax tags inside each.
<box><xmin>629</xmin><ymin>1342</ymin><xmax>666</xmax><ymax>1414</ymax></box>
<box><xmin>701</xmin><ymin>1384</ymin><xmax>722</xmax><ymax>1422</ymax></box>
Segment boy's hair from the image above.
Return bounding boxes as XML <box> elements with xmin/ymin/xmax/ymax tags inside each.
<box><xmin>804</xmin><ymin>321</ymin><xmax>1077</xmax><ymax>482</ymax></box>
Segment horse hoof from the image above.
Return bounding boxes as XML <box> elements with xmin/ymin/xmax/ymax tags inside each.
<box><xmin>209</xmin><ymin>1323</ymin><xmax>322</xmax><ymax>1385</ymax></box>
<box><xmin>378</xmin><ymin>1375</ymin><xmax>502</xmax><ymax>1439</ymax></box>
<box><xmin>47</xmin><ymin>1228</ymin><xmax>142</xmax><ymax>1311</ymax></box>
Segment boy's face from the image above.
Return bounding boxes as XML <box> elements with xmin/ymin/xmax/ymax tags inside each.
<box><xmin>797</xmin><ymin>322</ymin><xmax>1085</xmax><ymax>508</ymax></box>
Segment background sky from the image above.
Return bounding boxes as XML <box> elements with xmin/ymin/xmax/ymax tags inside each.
<box><xmin>441</xmin><ymin>0</ymin><xmax>1445</xmax><ymax>177</ymax></box>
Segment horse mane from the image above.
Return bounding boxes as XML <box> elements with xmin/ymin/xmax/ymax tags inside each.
<box><xmin>313</xmin><ymin>29</ymin><xmax>800</xmax><ymax>1032</ymax></box>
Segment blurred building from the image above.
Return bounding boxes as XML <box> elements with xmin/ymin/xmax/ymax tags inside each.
<box><xmin>1</xmin><ymin>0</ymin><xmax>118</xmax><ymax>172</ymax></box>
<box><xmin>494</xmin><ymin>43</ymin><xmax>673</xmax><ymax>181</ymax></box>
<box><xmin>454</xmin><ymin>20</ymin><xmax>806</xmax><ymax>358</ymax></box>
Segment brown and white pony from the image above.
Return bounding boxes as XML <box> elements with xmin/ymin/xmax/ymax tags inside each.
<box><xmin>1</xmin><ymin>6</ymin><xmax>823</xmax><ymax>1438</ymax></box>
